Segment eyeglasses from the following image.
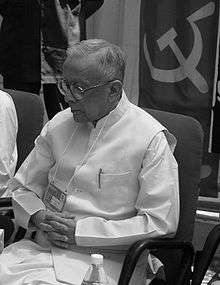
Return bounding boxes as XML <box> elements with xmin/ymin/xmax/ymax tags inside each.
<box><xmin>57</xmin><ymin>79</ymin><xmax>120</xmax><ymax>103</ymax></box>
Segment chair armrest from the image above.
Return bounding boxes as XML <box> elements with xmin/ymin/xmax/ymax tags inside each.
<box><xmin>0</xmin><ymin>215</ymin><xmax>14</xmax><ymax>244</ymax></box>
<box><xmin>118</xmin><ymin>240</ymin><xmax>194</xmax><ymax>285</ymax></box>
<box><xmin>192</xmin><ymin>224</ymin><xmax>220</xmax><ymax>285</ymax></box>
<box><xmin>0</xmin><ymin>197</ymin><xmax>26</xmax><ymax>243</ymax></box>
<box><xmin>197</xmin><ymin>197</ymin><xmax>220</xmax><ymax>213</ymax></box>
<box><xmin>0</xmin><ymin>198</ymin><xmax>13</xmax><ymax>226</ymax></box>
<box><xmin>0</xmin><ymin>197</ymin><xmax>12</xmax><ymax>207</ymax></box>
<box><xmin>0</xmin><ymin>197</ymin><xmax>12</xmax><ymax>213</ymax></box>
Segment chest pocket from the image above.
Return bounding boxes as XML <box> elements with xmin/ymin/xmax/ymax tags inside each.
<box><xmin>96</xmin><ymin>169</ymin><xmax>134</xmax><ymax>205</ymax></box>
<box><xmin>98</xmin><ymin>170</ymin><xmax>131</xmax><ymax>190</ymax></box>
<box><xmin>73</xmin><ymin>164</ymin><xmax>132</xmax><ymax>193</ymax></box>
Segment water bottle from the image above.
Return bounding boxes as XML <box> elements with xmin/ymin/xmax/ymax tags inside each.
<box><xmin>81</xmin><ymin>254</ymin><xmax>109</xmax><ymax>285</ymax></box>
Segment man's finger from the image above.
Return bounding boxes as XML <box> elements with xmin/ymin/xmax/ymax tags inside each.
<box><xmin>47</xmin><ymin>231</ymin><xmax>68</xmax><ymax>242</ymax></box>
<box><xmin>39</xmin><ymin>222</ymin><xmax>54</xmax><ymax>232</ymax></box>
<box><xmin>45</xmin><ymin>213</ymin><xmax>75</xmax><ymax>227</ymax></box>
<box><xmin>51</xmin><ymin>240</ymin><xmax>68</xmax><ymax>249</ymax></box>
<box><xmin>55</xmin><ymin>212</ymin><xmax>76</xmax><ymax>219</ymax></box>
<box><xmin>48</xmin><ymin>220</ymin><xmax>68</xmax><ymax>232</ymax></box>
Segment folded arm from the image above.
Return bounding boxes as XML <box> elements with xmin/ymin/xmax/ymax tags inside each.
<box><xmin>12</xmin><ymin>121</ymin><xmax>55</xmax><ymax>228</ymax></box>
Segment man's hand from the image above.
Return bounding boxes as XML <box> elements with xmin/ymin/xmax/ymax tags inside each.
<box><xmin>30</xmin><ymin>210</ymin><xmax>47</xmax><ymax>228</ymax></box>
<box><xmin>32</xmin><ymin>211</ymin><xmax>76</xmax><ymax>249</ymax></box>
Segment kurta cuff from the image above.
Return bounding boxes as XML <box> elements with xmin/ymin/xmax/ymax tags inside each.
<box><xmin>75</xmin><ymin>216</ymin><xmax>158</xmax><ymax>247</ymax></box>
<box><xmin>12</xmin><ymin>190</ymin><xmax>46</xmax><ymax>229</ymax></box>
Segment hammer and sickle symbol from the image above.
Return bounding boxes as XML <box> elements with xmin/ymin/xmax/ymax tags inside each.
<box><xmin>143</xmin><ymin>2</ymin><xmax>215</xmax><ymax>93</ymax></box>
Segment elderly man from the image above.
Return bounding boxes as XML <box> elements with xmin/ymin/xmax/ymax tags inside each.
<box><xmin>0</xmin><ymin>39</ymin><xmax>179</xmax><ymax>285</ymax></box>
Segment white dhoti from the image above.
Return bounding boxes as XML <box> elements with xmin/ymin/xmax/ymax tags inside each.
<box><xmin>0</xmin><ymin>239</ymin><xmax>149</xmax><ymax>285</ymax></box>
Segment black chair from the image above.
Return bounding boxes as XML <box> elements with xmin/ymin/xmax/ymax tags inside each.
<box><xmin>0</xmin><ymin>89</ymin><xmax>44</xmax><ymax>243</ymax></box>
<box><xmin>5</xmin><ymin>89</ymin><xmax>45</xmax><ymax>171</ymax></box>
<box><xmin>191</xmin><ymin>208</ymin><xmax>220</xmax><ymax>284</ymax></box>
<box><xmin>118</xmin><ymin>108</ymin><xmax>204</xmax><ymax>285</ymax></box>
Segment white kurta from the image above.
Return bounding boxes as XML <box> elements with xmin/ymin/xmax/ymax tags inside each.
<box><xmin>0</xmin><ymin>90</ymin><xmax>18</xmax><ymax>197</ymax></box>
<box><xmin>0</xmin><ymin>92</ymin><xmax>179</xmax><ymax>285</ymax></box>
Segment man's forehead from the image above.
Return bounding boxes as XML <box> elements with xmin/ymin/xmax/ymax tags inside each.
<box><xmin>63</xmin><ymin>56</ymin><xmax>102</xmax><ymax>81</ymax></box>
<box><xmin>65</xmin><ymin>53</ymin><xmax>96</xmax><ymax>67</ymax></box>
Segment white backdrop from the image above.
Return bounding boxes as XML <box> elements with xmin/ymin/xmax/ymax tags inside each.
<box><xmin>86</xmin><ymin>0</ymin><xmax>141</xmax><ymax>105</ymax></box>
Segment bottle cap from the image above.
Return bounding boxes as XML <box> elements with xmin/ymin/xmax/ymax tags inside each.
<box><xmin>91</xmin><ymin>254</ymin><xmax>103</xmax><ymax>265</ymax></box>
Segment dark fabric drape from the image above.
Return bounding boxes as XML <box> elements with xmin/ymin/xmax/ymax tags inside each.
<box><xmin>139</xmin><ymin>0</ymin><xmax>220</xmax><ymax>197</ymax></box>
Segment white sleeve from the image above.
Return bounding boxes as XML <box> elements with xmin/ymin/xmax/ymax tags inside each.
<box><xmin>75</xmin><ymin>131</ymin><xmax>180</xmax><ymax>247</ymax></box>
<box><xmin>12</xmin><ymin>122</ymin><xmax>55</xmax><ymax>229</ymax></box>
<box><xmin>0</xmin><ymin>92</ymin><xmax>18</xmax><ymax>195</ymax></box>
<box><xmin>12</xmin><ymin>188</ymin><xmax>46</xmax><ymax>229</ymax></box>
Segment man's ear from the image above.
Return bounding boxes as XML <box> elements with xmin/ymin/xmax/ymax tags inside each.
<box><xmin>108</xmin><ymin>80</ymin><xmax>122</xmax><ymax>102</ymax></box>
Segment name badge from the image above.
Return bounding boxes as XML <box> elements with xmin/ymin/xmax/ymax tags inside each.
<box><xmin>43</xmin><ymin>182</ymin><xmax>66</xmax><ymax>212</ymax></box>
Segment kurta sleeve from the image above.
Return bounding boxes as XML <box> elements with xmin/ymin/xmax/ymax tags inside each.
<box><xmin>0</xmin><ymin>93</ymin><xmax>18</xmax><ymax>196</ymax></box>
<box><xmin>12</xmin><ymin>122</ymin><xmax>55</xmax><ymax>229</ymax></box>
<box><xmin>75</xmin><ymin>131</ymin><xmax>180</xmax><ymax>247</ymax></box>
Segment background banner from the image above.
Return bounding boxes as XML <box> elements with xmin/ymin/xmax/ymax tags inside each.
<box><xmin>211</xmin><ymin>80</ymin><xmax>220</xmax><ymax>153</ymax></box>
<box><xmin>210</xmin><ymin>30</ymin><xmax>220</xmax><ymax>153</ymax></box>
<box><xmin>139</xmin><ymin>0</ymin><xmax>220</xmax><ymax>197</ymax></box>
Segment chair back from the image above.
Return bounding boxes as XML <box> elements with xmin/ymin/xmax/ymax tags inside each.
<box><xmin>4</xmin><ymin>89</ymin><xmax>44</xmax><ymax>171</ymax></box>
<box><xmin>144</xmin><ymin>108</ymin><xmax>203</xmax><ymax>283</ymax></box>
<box><xmin>0</xmin><ymin>89</ymin><xmax>44</xmax><ymax>243</ymax></box>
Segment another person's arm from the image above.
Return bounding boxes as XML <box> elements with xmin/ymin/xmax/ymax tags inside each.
<box><xmin>0</xmin><ymin>92</ymin><xmax>18</xmax><ymax>196</ymax></box>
